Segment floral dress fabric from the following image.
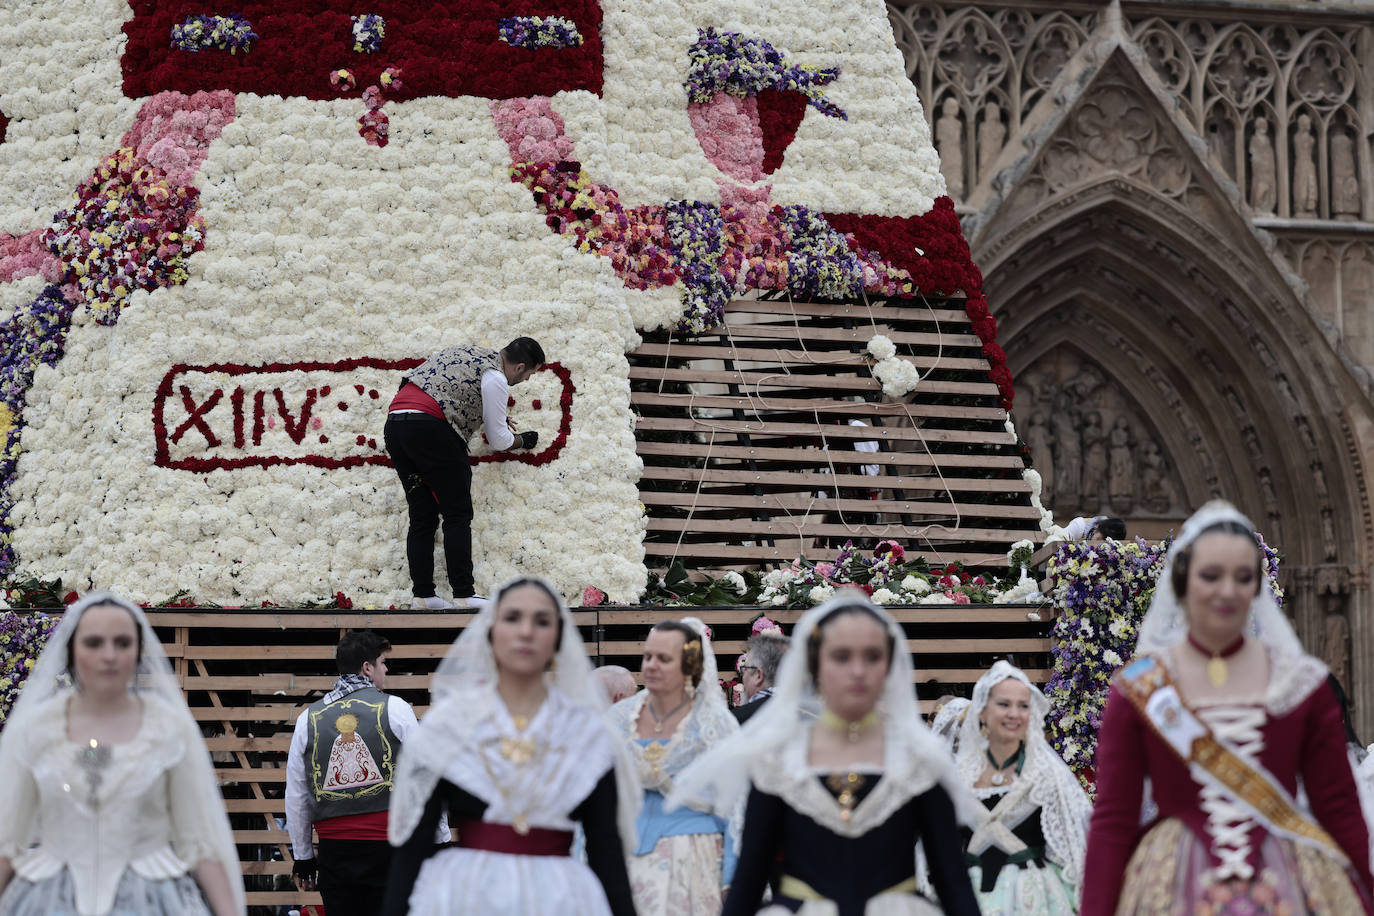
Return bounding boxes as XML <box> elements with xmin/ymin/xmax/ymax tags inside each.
<box><xmin>609</xmin><ymin>690</ymin><xmax>740</xmax><ymax>915</ymax></box>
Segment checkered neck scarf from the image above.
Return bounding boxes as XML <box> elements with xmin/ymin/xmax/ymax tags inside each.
<box><xmin>322</xmin><ymin>673</ymin><xmax>375</xmax><ymax>705</ymax></box>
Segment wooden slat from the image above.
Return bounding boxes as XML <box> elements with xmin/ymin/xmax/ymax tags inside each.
<box><xmin>635</xmin><ymin>440</ymin><xmax>1025</xmax><ymax>468</ymax></box>
<box><xmin>640</xmin><ymin>542</ymin><xmax>1012</xmax><ymax>565</ymax></box>
<box><xmin>634</xmin><ymin>416</ymin><xmax>1013</xmax><ymax>445</ymax></box>
<box><xmin>638</xmin><ymin>491</ymin><xmax>1044</xmax><ymax>520</ymax></box>
<box><xmin>720</xmin><ymin>299</ymin><xmax>969</xmax><ymax>322</ymax></box>
<box><xmin>645</xmin><ymin>518</ymin><xmax>1037</xmax><ymax>541</ymax></box>
<box><xmin>639</xmin><ymin>466</ymin><xmax>1031</xmax><ymax>492</ymax></box>
<box><xmin>630</xmin><ymin>391</ymin><xmax>1007</xmax><ymax>421</ymax></box>
<box><xmin>713</xmin><ymin>323</ymin><xmax>981</xmax><ymax>346</ymax></box>
<box><xmin>629</xmin><ymin>366</ymin><xmax>998</xmax><ymax>395</ymax></box>
<box><xmin>634</xmin><ymin>342</ymin><xmax>989</xmax><ymax>371</ymax></box>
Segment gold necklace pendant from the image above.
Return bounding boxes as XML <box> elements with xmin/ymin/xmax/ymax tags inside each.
<box><xmin>991</xmin><ymin>771</ymin><xmax>1005</xmax><ymax>786</ymax></box>
<box><xmin>1207</xmin><ymin>656</ymin><xmax>1229</xmax><ymax>688</ymax></box>
<box><xmin>827</xmin><ymin>771</ymin><xmax>865</xmax><ymax>822</ymax></box>
<box><xmin>512</xmin><ymin>714</ymin><xmax>530</xmax><ymax>732</ymax></box>
<box><xmin>500</xmin><ymin>736</ymin><xmax>537</xmax><ymax>766</ymax></box>
<box><xmin>512</xmin><ymin>813</ymin><xmax>530</xmax><ymax>836</ymax></box>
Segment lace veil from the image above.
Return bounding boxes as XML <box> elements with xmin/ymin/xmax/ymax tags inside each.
<box><xmin>1135</xmin><ymin>500</ymin><xmax>1302</xmax><ymax>658</ymax></box>
<box><xmin>389</xmin><ymin>577</ymin><xmax>641</xmax><ymax>852</ymax></box>
<box><xmin>667</xmin><ymin>591</ymin><xmax>969</xmax><ymax>825</ymax></box>
<box><xmin>607</xmin><ymin>616</ymin><xmax>739</xmax><ymax>796</ymax></box>
<box><xmin>0</xmin><ymin>592</ymin><xmax>244</xmax><ymax>912</ymax></box>
<box><xmin>954</xmin><ymin>660</ymin><xmax>1091</xmax><ymax>886</ymax></box>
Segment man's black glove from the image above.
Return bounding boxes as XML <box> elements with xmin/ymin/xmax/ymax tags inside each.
<box><xmin>293</xmin><ymin>857</ymin><xmax>319</xmax><ymax>885</ymax></box>
<box><xmin>518</xmin><ymin>430</ymin><xmax>539</xmax><ymax>450</ymax></box>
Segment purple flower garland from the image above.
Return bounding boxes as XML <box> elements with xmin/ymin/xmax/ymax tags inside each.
<box><xmin>1</xmin><ymin>287</ymin><xmax>78</xmax><ymax>580</ymax></box>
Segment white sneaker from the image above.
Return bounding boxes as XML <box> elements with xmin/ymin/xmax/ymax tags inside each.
<box><xmin>455</xmin><ymin>594</ymin><xmax>488</xmax><ymax>610</ymax></box>
<box><xmin>412</xmin><ymin>596</ymin><xmax>454</xmax><ymax>610</ymax></box>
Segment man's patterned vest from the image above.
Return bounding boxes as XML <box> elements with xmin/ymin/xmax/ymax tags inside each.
<box><xmin>304</xmin><ymin>685</ymin><xmax>400</xmax><ymax>821</ymax></box>
<box><xmin>405</xmin><ymin>344</ymin><xmax>502</xmax><ymax>440</ymax></box>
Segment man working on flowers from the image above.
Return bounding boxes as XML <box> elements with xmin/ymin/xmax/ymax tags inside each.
<box><xmin>383</xmin><ymin>337</ymin><xmax>544</xmax><ymax>609</ymax></box>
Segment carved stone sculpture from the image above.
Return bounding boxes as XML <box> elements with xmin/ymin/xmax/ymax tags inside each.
<box><xmin>936</xmin><ymin>97</ymin><xmax>965</xmax><ymax>199</ymax></box>
<box><xmin>1051</xmin><ymin>390</ymin><xmax>1082</xmax><ymax>508</ymax></box>
<box><xmin>978</xmin><ymin>100</ymin><xmax>1006</xmax><ymax>183</ymax></box>
<box><xmin>1292</xmin><ymin>113</ymin><xmax>1319</xmax><ymax>218</ymax></box>
<box><xmin>1025</xmin><ymin>411</ymin><xmax>1055</xmax><ymax>510</ymax></box>
<box><xmin>1248</xmin><ymin>117</ymin><xmax>1276</xmax><ymax>215</ymax></box>
<box><xmin>1331</xmin><ymin>130</ymin><xmax>1360</xmax><ymax>220</ymax></box>
<box><xmin>1108</xmin><ymin>416</ymin><xmax>1136</xmax><ymax>513</ymax></box>
<box><xmin>1080</xmin><ymin>411</ymin><xmax>1107</xmax><ymax>511</ymax></box>
<box><xmin>1322</xmin><ymin>611</ymin><xmax>1350</xmax><ymax>693</ymax></box>
<box><xmin>1139</xmin><ymin>439</ymin><xmax>1174</xmax><ymax>513</ymax></box>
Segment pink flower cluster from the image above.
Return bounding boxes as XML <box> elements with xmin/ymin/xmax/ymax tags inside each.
<box><xmin>358</xmin><ymin>66</ymin><xmax>402</xmax><ymax>146</ymax></box>
<box><xmin>0</xmin><ymin>231</ymin><xmax>60</xmax><ymax>284</ymax></box>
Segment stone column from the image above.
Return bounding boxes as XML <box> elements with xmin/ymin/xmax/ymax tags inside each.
<box><xmin>1351</xmin><ymin>568</ymin><xmax>1374</xmax><ymax>740</ymax></box>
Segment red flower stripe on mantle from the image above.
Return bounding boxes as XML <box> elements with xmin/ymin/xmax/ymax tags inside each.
<box><xmin>121</xmin><ymin>1</ymin><xmax>604</xmax><ymax>101</ymax></box>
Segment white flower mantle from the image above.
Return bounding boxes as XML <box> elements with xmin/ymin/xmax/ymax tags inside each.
<box><xmin>0</xmin><ymin>0</ymin><xmax>962</xmax><ymax>605</ymax></box>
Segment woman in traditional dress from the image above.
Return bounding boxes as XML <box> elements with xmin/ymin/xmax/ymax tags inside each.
<box><xmin>954</xmin><ymin>661</ymin><xmax>1089</xmax><ymax>914</ymax></box>
<box><xmin>669</xmin><ymin>592</ymin><xmax>981</xmax><ymax>915</ymax></box>
<box><xmin>609</xmin><ymin>618</ymin><xmax>739</xmax><ymax>914</ymax></box>
<box><xmin>0</xmin><ymin>592</ymin><xmax>244</xmax><ymax>916</ymax></box>
<box><xmin>1082</xmin><ymin>501</ymin><xmax>1374</xmax><ymax>913</ymax></box>
<box><xmin>383</xmin><ymin>577</ymin><xmax>639</xmax><ymax>915</ymax></box>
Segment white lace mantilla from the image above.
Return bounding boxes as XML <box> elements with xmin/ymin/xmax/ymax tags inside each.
<box><xmin>391</xmin><ymin>687</ymin><xmax>615</xmax><ymax>841</ymax></box>
<box><xmin>750</xmin><ymin>721</ymin><xmax>941</xmax><ymax>838</ymax></box>
<box><xmin>955</xmin><ymin>662</ymin><xmax>1092</xmax><ymax>889</ymax></box>
<box><xmin>608</xmin><ymin>689</ymin><xmax>738</xmax><ymax>797</ymax></box>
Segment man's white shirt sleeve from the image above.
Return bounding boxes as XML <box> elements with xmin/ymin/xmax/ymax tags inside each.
<box><xmin>285</xmin><ymin>710</ymin><xmax>314</xmax><ymax>861</ymax></box>
<box><xmin>480</xmin><ymin>368</ymin><xmax>515</xmax><ymax>451</ymax></box>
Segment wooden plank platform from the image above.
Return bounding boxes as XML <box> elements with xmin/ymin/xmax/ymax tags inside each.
<box><xmin>629</xmin><ymin>296</ymin><xmax>1041</xmax><ymax>574</ymax></box>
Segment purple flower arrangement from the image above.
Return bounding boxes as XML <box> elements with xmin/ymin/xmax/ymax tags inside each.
<box><xmin>350</xmin><ymin>14</ymin><xmax>385</xmax><ymax>54</ymax></box>
<box><xmin>170</xmin><ymin>14</ymin><xmax>258</xmax><ymax>54</ymax></box>
<box><xmin>0</xmin><ymin>610</ymin><xmax>59</xmax><ymax>732</ymax></box>
<box><xmin>1</xmin><ymin>286</ymin><xmax>78</xmax><ymax>581</ymax></box>
<box><xmin>685</xmin><ymin>28</ymin><xmax>846</xmax><ymax>120</ymax></box>
<box><xmin>780</xmin><ymin>205</ymin><xmax>865</xmax><ymax>300</ymax></box>
<box><xmin>497</xmin><ymin>16</ymin><xmax>584</xmax><ymax>51</ymax></box>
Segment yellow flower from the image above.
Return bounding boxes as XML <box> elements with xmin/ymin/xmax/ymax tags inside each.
<box><xmin>0</xmin><ymin>402</ymin><xmax>14</xmax><ymax>439</ymax></box>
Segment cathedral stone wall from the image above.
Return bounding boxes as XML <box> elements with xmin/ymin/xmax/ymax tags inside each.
<box><xmin>889</xmin><ymin>0</ymin><xmax>1374</xmax><ymax>734</ymax></box>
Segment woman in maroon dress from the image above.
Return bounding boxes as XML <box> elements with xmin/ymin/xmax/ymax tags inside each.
<box><xmin>1082</xmin><ymin>501</ymin><xmax>1373</xmax><ymax>914</ymax></box>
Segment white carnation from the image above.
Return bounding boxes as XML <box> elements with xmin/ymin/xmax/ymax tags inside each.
<box><xmin>871</xmin><ymin>587</ymin><xmax>898</xmax><ymax>604</ymax></box>
<box><xmin>866</xmin><ymin>334</ymin><xmax>897</xmax><ymax>360</ymax></box>
<box><xmin>901</xmin><ymin>575</ymin><xmax>931</xmax><ymax>594</ymax></box>
<box><xmin>919</xmin><ymin>592</ymin><xmax>954</xmax><ymax>605</ymax></box>
<box><xmin>722</xmin><ymin>571</ymin><xmax>747</xmax><ymax>595</ymax></box>
<box><xmin>872</xmin><ymin>357</ymin><xmax>920</xmax><ymax>398</ymax></box>
<box><xmin>809</xmin><ymin>584</ymin><xmax>836</xmax><ymax>604</ymax></box>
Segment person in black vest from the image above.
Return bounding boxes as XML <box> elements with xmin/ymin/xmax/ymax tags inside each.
<box><xmin>384</xmin><ymin>338</ymin><xmax>545</xmax><ymax>610</ymax></box>
<box><xmin>287</xmin><ymin>630</ymin><xmax>433</xmax><ymax>916</ymax></box>
<box><xmin>732</xmin><ymin>632</ymin><xmax>789</xmax><ymax>724</ymax></box>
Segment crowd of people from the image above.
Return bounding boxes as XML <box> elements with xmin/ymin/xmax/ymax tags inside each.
<box><xmin>1</xmin><ymin>502</ymin><xmax>1372</xmax><ymax>915</ymax></box>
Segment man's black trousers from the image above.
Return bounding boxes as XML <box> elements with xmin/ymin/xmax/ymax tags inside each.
<box><xmin>317</xmin><ymin>837</ymin><xmax>393</xmax><ymax>916</ymax></box>
<box><xmin>382</xmin><ymin>413</ymin><xmax>474</xmax><ymax>598</ymax></box>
